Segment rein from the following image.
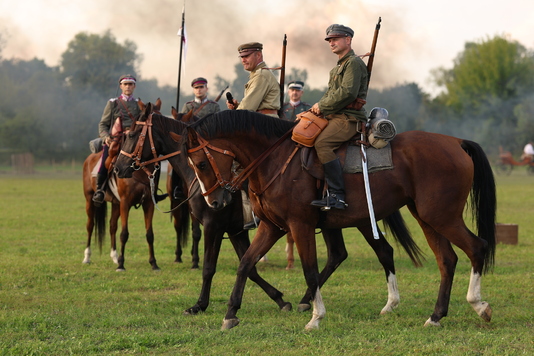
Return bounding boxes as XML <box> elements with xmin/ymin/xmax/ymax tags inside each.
<box><xmin>187</xmin><ymin>128</ymin><xmax>297</xmax><ymax>196</ymax></box>
<box><xmin>118</xmin><ymin>112</ymin><xmax>183</xmax><ymax>212</ymax></box>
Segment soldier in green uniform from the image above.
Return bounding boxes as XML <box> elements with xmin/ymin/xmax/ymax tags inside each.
<box><xmin>282</xmin><ymin>80</ymin><xmax>312</xmax><ymax>121</ymax></box>
<box><xmin>93</xmin><ymin>74</ymin><xmax>142</xmax><ymax>205</ymax></box>
<box><xmin>226</xmin><ymin>42</ymin><xmax>280</xmax><ymax>118</ymax></box>
<box><xmin>181</xmin><ymin>77</ymin><xmax>221</xmax><ymax>118</ymax></box>
<box><xmin>310</xmin><ymin>24</ymin><xmax>369</xmax><ymax>211</ymax></box>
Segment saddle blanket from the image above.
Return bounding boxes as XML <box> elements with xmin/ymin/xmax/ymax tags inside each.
<box><xmin>343</xmin><ymin>143</ymin><xmax>393</xmax><ymax>174</ymax></box>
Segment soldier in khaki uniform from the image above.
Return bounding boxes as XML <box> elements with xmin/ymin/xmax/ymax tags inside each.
<box><xmin>181</xmin><ymin>77</ymin><xmax>221</xmax><ymax>118</ymax></box>
<box><xmin>93</xmin><ymin>74</ymin><xmax>141</xmax><ymax>205</ymax></box>
<box><xmin>282</xmin><ymin>80</ymin><xmax>312</xmax><ymax>121</ymax></box>
<box><xmin>310</xmin><ymin>24</ymin><xmax>369</xmax><ymax>210</ymax></box>
<box><xmin>226</xmin><ymin>42</ymin><xmax>280</xmax><ymax>118</ymax></box>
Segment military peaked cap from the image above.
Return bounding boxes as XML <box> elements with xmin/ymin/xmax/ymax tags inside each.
<box><xmin>119</xmin><ymin>74</ymin><xmax>136</xmax><ymax>84</ymax></box>
<box><xmin>288</xmin><ymin>81</ymin><xmax>305</xmax><ymax>90</ymax></box>
<box><xmin>325</xmin><ymin>24</ymin><xmax>354</xmax><ymax>40</ymax></box>
<box><xmin>237</xmin><ymin>42</ymin><xmax>263</xmax><ymax>57</ymax></box>
<box><xmin>191</xmin><ymin>77</ymin><xmax>208</xmax><ymax>87</ymax></box>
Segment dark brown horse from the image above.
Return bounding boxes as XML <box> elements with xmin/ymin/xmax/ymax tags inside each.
<box><xmin>183</xmin><ymin>110</ymin><xmax>496</xmax><ymax>330</ymax></box>
<box><xmin>82</xmin><ymin>99</ymin><xmax>178</xmax><ymax>271</ymax></box>
<box><xmin>114</xmin><ymin>107</ymin><xmax>425</xmax><ymax>317</ymax></box>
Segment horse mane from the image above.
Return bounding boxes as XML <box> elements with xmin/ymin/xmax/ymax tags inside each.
<box><xmin>190</xmin><ymin>110</ymin><xmax>296</xmax><ymax>139</ymax></box>
<box><xmin>150</xmin><ymin>112</ymin><xmax>189</xmax><ymax>134</ymax></box>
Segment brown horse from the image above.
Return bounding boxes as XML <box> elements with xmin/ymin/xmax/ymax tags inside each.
<box><xmin>114</xmin><ymin>106</ymin><xmax>290</xmax><ymax>314</ymax></box>
<box><xmin>82</xmin><ymin>99</ymin><xmax>176</xmax><ymax>271</ymax></box>
<box><xmin>183</xmin><ymin>110</ymin><xmax>496</xmax><ymax>330</ymax></box>
<box><xmin>114</xmin><ymin>107</ymin><xmax>424</xmax><ymax>317</ymax></box>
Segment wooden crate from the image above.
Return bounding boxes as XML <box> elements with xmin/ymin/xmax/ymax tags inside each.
<box><xmin>495</xmin><ymin>223</ymin><xmax>518</xmax><ymax>245</ymax></box>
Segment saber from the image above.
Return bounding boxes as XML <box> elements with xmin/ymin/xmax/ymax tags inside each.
<box><xmin>360</xmin><ymin>134</ymin><xmax>380</xmax><ymax>239</ymax></box>
<box><xmin>362</xmin><ymin>17</ymin><xmax>382</xmax><ymax>239</ymax></box>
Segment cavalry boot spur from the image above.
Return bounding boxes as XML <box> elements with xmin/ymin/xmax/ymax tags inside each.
<box><xmin>311</xmin><ymin>158</ymin><xmax>348</xmax><ymax>211</ymax></box>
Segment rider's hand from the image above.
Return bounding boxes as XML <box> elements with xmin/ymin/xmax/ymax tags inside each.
<box><xmin>310</xmin><ymin>103</ymin><xmax>322</xmax><ymax>115</ymax></box>
<box><xmin>105</xmin><ymin>136</ymin><xmax>113</xmax><ymax>145</ymax></box>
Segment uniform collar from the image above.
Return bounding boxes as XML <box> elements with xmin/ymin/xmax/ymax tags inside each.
<box><xmin>194</xmin><ymin>97</ymin><xmax>208</xmax><ymax>104</ymax></box>
<box><xmin>251</xmin><ymin>61</ymin><xmax>266</xmax><ymax>73</ymax></box>
<box><xmin>119</xmin><ymin>94</ymin><xmax>136</xmax><ymax>101</ymax></box>
<box><xmin>337</xmin><ymin>49</ymin><xmax>355</xmax><ymax>65</ymax></box>
<box><xmin>290</xmin><ymin>100</ymin><xmax>301</xmax><ymax>106</ymax></box>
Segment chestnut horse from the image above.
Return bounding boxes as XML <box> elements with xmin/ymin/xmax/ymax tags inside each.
<box><xmin>183</xmin><ymin>110</ymin><xmax>496</xmax><ymax>330</ymax></box>
<box><xmin>82</xmin><ymin>99</ymin><xmax>190</xmax><ymax>271</ymax></box>
<box><xmin>114</xmin><ymin>106</ymin><xmax>424</xmax><ymax>316</ymax></box>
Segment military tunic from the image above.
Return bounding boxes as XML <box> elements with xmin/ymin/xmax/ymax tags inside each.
<box><xmin>315</xmin><ymin>49</ymin><xmax>369</xmax><ymax>163</ymax></box>
<box><xmin>98</xmin><ymin>95</ymin><xmax>141</xmax><ymax>141</ymax></box>
<box><xmin>282</xmin><ymin>101</ymin><xmax>312</xmax><ymax>121</ymax></box>
<box><xmin>238</xmin><ymin>62</ymin><xmax>280</xmax><ymax>118</ymax></box>
<box><xmin>181</xmin><ymin>99</ymin><xmax>221</xmax><ymax>119</ymax></box>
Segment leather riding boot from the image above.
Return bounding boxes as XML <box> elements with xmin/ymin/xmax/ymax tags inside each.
<box><xmin>92</xmin><ymin>172</ymin><xmax>108</xmax><ymax>206</ymax></box>
<box><xmin>311</xmin><ymin>158</ymin><xmax>348</xmax><ymax>211</ymax></box>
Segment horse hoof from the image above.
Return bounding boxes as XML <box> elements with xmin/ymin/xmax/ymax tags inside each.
<box><xmin>221</xmin><ymin>318</ymin><xmax>240</xmax><ymax>330</ymax></box>
<box><xmin>281</xmin><ymin>302</ymin><xmax>292</xmax><ymax>312</ymax></box>
<box><xmin>479</xmin><ymin>303</ymin><xmax>492</xmax><ymax>322</ymax></box>
<box><xmin>304</xmin><ymin>321</ymin><xmax>320</xmax><ymax>330</ymax></box>
<box><xmin>82</xmin><ymin>259</ymin><xmax>91</xmax><ymax>264</ymax></box>
<box><xmin>424</xmin><ymin>318</ymin><xmax>441</xmax><ymax>327</ymax></box>
<box><xmin>184</xmin><ymin>306</ymin><xmax>201</xmax><ymax>316</ymax></box>
<box><xmin>298</xmin><ymin>303</ymin><xmax>311</xmax><ymax>312</ymax></box>
<box><xmin>115</xmin><ymin>268</ymin><xmax>126</xmax><ymax>272</ymax></box>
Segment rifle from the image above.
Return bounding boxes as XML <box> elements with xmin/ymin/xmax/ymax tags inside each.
<box><xmin>366</xmin><ymin>17</ymin><xmax>381</xmax><ymax>86</ymax></box>
<box><xmin>278</xmin><ymin>34</ymin><xmax>287</xmax><ymax>117</ymax></box>
<box><xmin>214</xmin><ymin>85</ymin><xmax>229</xmax><ymax>102</ymax></box>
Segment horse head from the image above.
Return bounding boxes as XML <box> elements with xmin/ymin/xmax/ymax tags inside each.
<box><xmin>185</xmin><ymin>126</ymin><xmax>235</xmax><ymax>210</ymax></box>
<box><xmin>114</xmin><ymin>102</ymin><xmax>157</xmax><ymax>178</ymax></box>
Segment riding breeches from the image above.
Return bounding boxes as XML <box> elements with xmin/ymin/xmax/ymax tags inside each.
<box><xmin>314</xmin><ymin>113</ymin><xmax>361</xmax><ymax>163</ymax></box>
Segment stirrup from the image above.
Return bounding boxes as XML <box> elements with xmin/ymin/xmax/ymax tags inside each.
<box><xmin>244</xmin><ymin>216</ymin><xmax>261</xmax><ymax>230</ymax></box>
<box><xmin>92</xmin><ymin>190</ymin><xmax>105</xmax><ymax>205</ymax></box>
<box><xmin>311</xmin><ymin>194</ymin><xmax>347</xmax><ymax>211</ymax></box>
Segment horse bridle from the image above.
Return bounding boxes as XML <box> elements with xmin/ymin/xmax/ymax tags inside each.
<box><xmin>119</xmin><ymin>113</ymin><xmax>181</xmax><ymax>179</ymax></box>
<box><xmin>187</xmin><ymin>129</ymin><xmax>297</xmax><ymax>197</ymax></box>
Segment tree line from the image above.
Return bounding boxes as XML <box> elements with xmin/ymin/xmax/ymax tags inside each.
<box><xmin>1</xmin><ymin>30</ymin><xmax>534</xmax><ymax>165</ymax></box>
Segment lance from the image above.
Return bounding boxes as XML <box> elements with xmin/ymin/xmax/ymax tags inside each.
<box><xmin>278</xmin><ymin>34</ymin><xmax>287</xmax><ymax>117</ymax></box>
<box><xmin>175</xmin><ymin>6</ymin><xmax>186</xmax><ymax>110</ymax></box>
<box><xmin>361</xmin><ymin>17</ymin><xmax>382</xmax><ymax>240</ymax></box>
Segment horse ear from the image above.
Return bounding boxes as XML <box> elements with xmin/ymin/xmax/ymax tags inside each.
<box><xmin>141</xmin><ymin>102</ymin><xmax>152</xmax><ymax>121</ymax></box>
<box><xmin>182</xmin><ymin>109</ymin><xmax>194</xmax><ymax>123</ymax></box>
<box><xmin>171</xmin><ymin>107</ymin><xmax>179</xmax><ymax>120</ymax></box>
<box><xmin>154</xmin><ymin>98</ymin><xmax>162</xmax><ymax>112</ymax></box>
<box><xmin>169</xmin><ymin>131</ymin><xmax>182</xmax><ymax>143</ymax></box>
<box><xmin>138</xmin><ymin>98</ymin><xmax>146</xmax><ymax>111</ymax></box>
<box><xmin>187</xmin><ymin>127</ymin><xmax>200</xmax><ymax>147</ymax></box>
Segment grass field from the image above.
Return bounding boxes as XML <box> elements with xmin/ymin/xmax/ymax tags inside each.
<box><xmin>0</xmin><ymin>166</ymin><xmax>533</xmax><ymax>355</ymax></box>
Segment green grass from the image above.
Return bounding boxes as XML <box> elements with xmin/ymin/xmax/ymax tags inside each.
<box><xmin>0</xmin><ymin>167</ymin><xmax>533</xmax><ymax>355</ymax></box>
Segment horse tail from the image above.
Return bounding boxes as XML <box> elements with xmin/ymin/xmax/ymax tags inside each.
<box><xmin>383</xmin><ymin>210</ymin><xmax>425</xmax><ymax>267</ymax></box>
<box><xmin>94</xmin><ymin>203</ymin><xmax>107</xmax><ymax>253</ymax></box>
<box><xmin>461</xmin><ymin>140</ymin><xmax>496</xmax><ymax>273</ymax></box>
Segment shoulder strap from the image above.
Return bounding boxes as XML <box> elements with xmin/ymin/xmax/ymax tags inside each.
<box><xmin>117</xmin><ymin>98</ymin><xmax>137</xmax><ymax>122</ymax></box>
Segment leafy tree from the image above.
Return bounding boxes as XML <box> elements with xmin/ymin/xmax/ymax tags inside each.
<box><xmin>432</xmin><ymin>35</ymin><xmax>534</xmax><ymax>112</ymax></box>
<box><xmin>60</xmin><ymin>30</ymin><xmax>141</xmax><ymax>94</ymax></box>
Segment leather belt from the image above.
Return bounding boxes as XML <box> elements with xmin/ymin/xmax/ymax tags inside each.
<box><xmin>257</xmin><ymin>109</ymin><xmax>278</xmax><ymax>115</ymax></box>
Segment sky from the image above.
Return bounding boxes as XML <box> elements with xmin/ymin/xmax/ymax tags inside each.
<box><xmin>2</xmin><ymin>0</ymin><xmax>534</xmax><ymax>98</ymax></box>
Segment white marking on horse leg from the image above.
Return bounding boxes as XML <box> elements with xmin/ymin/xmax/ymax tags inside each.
<box><xmin>83</xmin><ymin>247</ymin><xmax>91</xmax><ymax>264</ymax></box>
<box><xmin>380</xmin><ymin>273</ymin><xmax>400</xmax><ymax>314</ymax></box>
<box><xmin>424</xmin><ymin>317</ymin><xmax>441</xmax><ymax>327</ymax></box>
<box><xmin>466</xmin><ymin>268</ymin><xmax>492</xmax><ymax>322</ymax></box>
<box><xmin>110</xmin><ymin>249</ymin><xmax>118</xmax><ymax>265</ymax></box>
<box><xmin>305</xmin><ymin>289</ymin><xmax>326</xmax><ymax>330</ymax></box>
